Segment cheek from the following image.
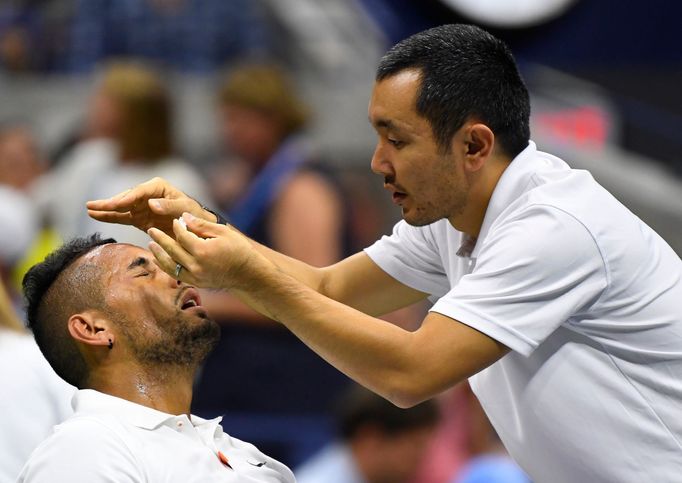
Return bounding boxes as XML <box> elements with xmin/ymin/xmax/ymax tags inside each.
<box><xmin>107</xmin><ymin>287</ymin><xmax>162</xmax><ymax>331</ymax></box>
<box><xmin>396</xmin><ymin>153</ymin><xmax>427</xmax><ymax>186</ymax></box>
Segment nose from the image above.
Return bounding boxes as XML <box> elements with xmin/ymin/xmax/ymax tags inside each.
<box><xmin>370</xmin><ymin>141</ymin><xmax>393</xmax><ymax>177</ymax></box>
<box><xmin>161</xmin><ymin>268</ymin><xmax>182</xmax><ymax>287</ymax></box>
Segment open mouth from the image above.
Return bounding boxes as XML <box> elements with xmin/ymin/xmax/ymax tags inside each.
<box><xmin>179</xmin><ymin>288</ymin><xmax>202</xmax><ymax>310</ymax></box>
<box><xmin>392</xmin><ymin>192</ymin><xmax>407</xmax><ymax>204</ymax></box>
<box><xmin>384</xmin><ymin>183</ymin><xmax>407</xmax><ymax>205</ymax></box>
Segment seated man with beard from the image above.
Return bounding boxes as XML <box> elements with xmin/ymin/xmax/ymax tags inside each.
<box><xmin>18</xmin><ymin>235</ymin><xmax>295</xmax><ymax>483</ymax></box>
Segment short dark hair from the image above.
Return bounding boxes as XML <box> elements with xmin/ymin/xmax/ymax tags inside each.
<box><xmin>376</xmin><ymin>24</ymin><xmax>530</xmax><ymax>158</ymax></box>
<box><xmin>337</xmin><ymin>385</ymin><xmax>439</xmax><ymax>440</ymax></box>
<box><xmin>22</xmin><ymin>234</ymin><xmax>115</xmax><ymax>388</ymax></box>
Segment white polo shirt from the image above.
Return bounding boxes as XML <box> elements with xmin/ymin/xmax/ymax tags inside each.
<box><xmin>0</xmin><ymin>330</ymin><xmax>74</xmax><ymax>483</ymax></box>
<box><xmin>18</xmin><ymin>389</ymin><xmax>295</xmax><ymax>483</ymax></box>
<box><xmin>365</xmin><ymin>141</ymin><xmax>682</xmax><ymax>482</ymax></box>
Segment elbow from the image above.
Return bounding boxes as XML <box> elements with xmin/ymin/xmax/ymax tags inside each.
<box><xmin>379</xmin><ymin>342</ymin><xmax>441</xmax><ymax>408</ymax></box>
<box><xmin>388</xmin><ymin>394</ymin><xmax>424</xmax><ymax>409</ymax></box>
<box><xmin>382</xmin><ymin>374</ymin><xmax>435</xmax><ymax>409</ymax></box>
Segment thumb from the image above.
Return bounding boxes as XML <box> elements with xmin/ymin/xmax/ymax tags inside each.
<box><xmin>182</xmin><ymin>212</ymin><xmax>226</xmax><ymax>238</ymax></box>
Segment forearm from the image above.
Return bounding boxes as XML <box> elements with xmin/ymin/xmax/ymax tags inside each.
<box><xmin>146</xmin><ymin>214</ymin><xmax>507</xmax><ymax>404</ymax></box>
<box><xmin>249</xmin><ymin>240</ymin><xmax>327</xmax><ymax>294</ymax></box>
<box><xmin>200</xmin><ymin>290</ymin><xmax>278</xmax><ymax>325</ymax></box>
<box><xmin>231</xmin><ymin>258</ymin><xmax>425</xmax><ymax>407</ymax></box>
<box><xmin>203</xmin><ymin>207</ymin><xmax>328</xmax><ymax>295</ymax></box>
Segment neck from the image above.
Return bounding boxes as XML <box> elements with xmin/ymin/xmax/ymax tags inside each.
<box><xmin>449</xmin><ymin>154</ymin><xmax>510</xmax><ymax>238</ymax></box>
<box><xmin>88</xmin><ymin>360</ymin><xmax>196</xmax><ymax>416</ymax></box>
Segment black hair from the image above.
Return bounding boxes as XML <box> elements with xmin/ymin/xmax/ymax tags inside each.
<box><xmin>376</xmin><ymin>24</ymin><xmax>530</xmax><ymax>158</ymax></box>
<box><xmin>22</xmin><ymin>234</ymin><xmax>115</xmax><ymax>387</ymax></box>
<box><xmin>337</xmin><ymin>385</ymin><xmax>439</xmax><ymax>440</ymax></box>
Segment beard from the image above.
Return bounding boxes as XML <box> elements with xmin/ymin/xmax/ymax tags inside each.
<box><xmin>404</xmin><ymin>180</ymin><xmax>469</xmax><ymax>227</ymax></box>
<box><xmin>120</xmin><ymin>310</ymin><xmax>221</xmax><ymax>367</ymax></box>
<box><xmin>394</xmin><ymin>151</ymin><xmax>470</xmax><ymax>227</ymax></box>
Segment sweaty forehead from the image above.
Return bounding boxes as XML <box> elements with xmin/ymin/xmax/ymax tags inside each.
<box><xmin>76</xmin><ymin>243</ymin><xmax>150</xmax><ymax>274</ymax></box>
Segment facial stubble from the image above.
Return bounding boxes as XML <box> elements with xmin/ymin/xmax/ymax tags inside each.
<box><xmin>118</xmin><ymin>308</ymin><xmax>220</xmax><ymax>367</ymax></box>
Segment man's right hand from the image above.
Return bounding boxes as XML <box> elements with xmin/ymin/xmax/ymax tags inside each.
<box><xmin>86</xmin><ymin>177</ymin><xmax>217</xmax><ymax>238</ymax></box>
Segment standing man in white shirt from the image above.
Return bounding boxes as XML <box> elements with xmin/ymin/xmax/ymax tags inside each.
<box><xmin>87</xmin><ymin>24</ymin><xmax>682</xmax><ymax>482</ymax></box>
<box><xmin>18</xmin><ymin>235</ymin><xmax>294</xmax><ymax>483</ymax></box>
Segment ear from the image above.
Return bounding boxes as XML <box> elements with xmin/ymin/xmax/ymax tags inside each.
<box><xmin>462</xmin><ymin>123</ymin><xmax>494</xmax><ymax>172</ymax></box>
<box><xmin>68</xmin><ymin>311</ymin><xmax>115</xmax><ymax>349</ymax></box>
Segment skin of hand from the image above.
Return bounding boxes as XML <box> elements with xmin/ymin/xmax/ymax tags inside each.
<box><xmin>147</xmin><ymin>212</ymin><xmax>272</xmax><ymax>291</ymax></box>
<box><xmin>86</xmin><ymin>177</ymin><xmax>216</xmax><ymax>238</ymax></box>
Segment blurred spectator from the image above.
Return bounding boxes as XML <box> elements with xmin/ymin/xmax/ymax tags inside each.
<box><xmin>66</xmin><ymin>0</ymin><xmax>273</xmax><ymax>74</ymax></box>
<box><xmin>0</xmin><ymin>0</ymin><xmax>72</xmax><ymax>74</ymax></box>
<box><xmin>0</xmin><ymin>123</ymin><xmax>59</xmax><ymax>297</ymax></box>
<box><xmin>454</xmin><ymin>455</ymin><xmax>530</xmax><ymax>483</ymax></box>
<box><xmin>295</xmin><ymin>384</ymin><xmax>439</xmax><ymax>483</ymax></box>
<box><xmin>0</xmin><ymin>124</ymin><xmax>45</xmax><ymax>191</ymax></box>
<box><xmin>211</xmin><ymin>63</ymin><xmax>347</xmax><ymax>259</ymax></box>
<box><xmin>192</xmin><ymin>64</ymin><xmax>351</xmax><ymax>464</ymax></box>
<box><xmin>0</xmin><ymin>276</ymin><xmax>74</xmax><ymax>483</ymax></box>
<box><xmin>32</xmin><ymin>61</ymin><xmax>209</xmax><ymax>247</ymax></box>
<box><xmin>411</xmin><ymin>386</ymin><xmax>473</xmax><ymax>483</ymax></box>
<box><xmin>448</xmin><ymin>386</ymin><xmax>529</xmax><ymax>483</ymax></box>
<box><xmin>412</xmin><ymin>383</ymin><xmax>529</xmax><ymax>483</ymax></box>
<box><xmin>0</xmin><ymin>185</ymin><xmax>39</xmax><ymax>288</ymax></box>
<box><xmin>0</xmin><ymin>2</ymin><xmax>43</xmax><ymax>73</ymax></box>
<box><xmin>0</xmin><ymin>22</ymin><xmax>31</xmax><ymax>73</ymax></box>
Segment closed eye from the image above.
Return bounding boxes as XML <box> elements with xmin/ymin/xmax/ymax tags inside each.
<box><xmin>135</xmin><ymin>272</ymin><xmax>150</xmax><ymax>277</ymax></box>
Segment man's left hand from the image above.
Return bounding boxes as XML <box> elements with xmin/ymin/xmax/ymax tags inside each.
<box><xmin>147</xmin><ymin>213</ymin><xmax>270</xmax><ymax>290</ymax></box>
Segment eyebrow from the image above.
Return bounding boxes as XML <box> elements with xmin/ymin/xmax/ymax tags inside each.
<box><xmin>370</xmin><ymin>117</ymin><xmax>409</xmax><ymax>137</ymax></box>
<box><xmin>127</xmin><ymin>256</ymin><xmax>150</xmax><ymax>271</ymax></box>
<box><xmin>370</xmin><ymin>117</ymin><xmax>395</xmax><ymax>130</ymax></box>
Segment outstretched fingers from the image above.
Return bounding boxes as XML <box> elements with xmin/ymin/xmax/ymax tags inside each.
<box><xmin>86</xmin><ymin>188</ymin><xmax>139</xmax><ymax>212</ymax></box>
<box><xmin>172</xmin><ymin>218</ymin><xmax>207</xmax><ymax>256</ymax></box>
<box><xmin>147</xmin><ymin>227</ymin><xmax>196</xmax><ymax>278</ymax></box>
<box><xmin>86</xmin><ymin>177</ymin><xmax>171</xmax><ymax>212</ymax></box>
<box><xmin>87</xmin><ymin>210</ymin><xmax>135</xmax><ymax>225</ymax></box>
<box><xmin>149</xmin><ymin>198</ymin><xmax>206</xmax><ymax>220</ymax></box>
<box><xmin>181</xmin><ymin>212</ymin><xmax>228</xmax><ymax>239</ymax></box>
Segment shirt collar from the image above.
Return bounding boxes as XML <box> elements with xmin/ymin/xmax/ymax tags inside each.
<box><xmin>72</xmin><ymin>389</ymin><xmax>222</xmax><ymax>433</ymax></box>
<box><xmin>469</xmin><ymin>141</ymin><xmax>550</xmax><ymax>259</ymax></box>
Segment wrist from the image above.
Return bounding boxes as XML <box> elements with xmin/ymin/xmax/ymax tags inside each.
<box><xmin>229</xmin><ymin>251</ymin><xmax>276</xmax><ymax>292</ymax></box>
<box><xmin>201</xmin><ymin>205</ymin><xmax>229</xmax><ymax>225</ymax></box>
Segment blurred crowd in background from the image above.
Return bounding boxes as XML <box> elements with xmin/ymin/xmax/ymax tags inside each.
<box><xmin>1</xmin><ymin>1</ymin><xmax>680</xmax><ymax>482</ymax></box>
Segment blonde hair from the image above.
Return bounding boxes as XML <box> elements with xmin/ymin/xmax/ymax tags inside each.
<box><xmin>100</xmin><ymin>61</ymin><xmax>173</xmax><ymax>162</ymax></box>
<box><xmin>218</xmin><ymin>64</ymin><xmax>309</xmax><ymax>137</ymax></box>
<box><xmin>0</xmin><ymin>277</ymin><xmax>23</xmax><ymax>331</ymax></box>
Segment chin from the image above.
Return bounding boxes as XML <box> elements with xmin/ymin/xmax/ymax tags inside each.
<box><xmin>402</xmin><ymin>209</ymin><xmax>441</xmax><ymax>227</ymax></box>
<box><xmin>181</xmin><ymin>306</ymin><xmax>211</xmax><ymax>322</ymax></box>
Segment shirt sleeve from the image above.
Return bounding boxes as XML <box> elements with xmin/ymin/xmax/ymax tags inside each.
<box><xmin>430</xmin><ymin>205</ymin><xmax>608</xmax><ymax>356</ymax></box>
<box><xmin>364</xmin><ymin>220</ymin><xmax>450</xmax><ymax>297</ymax></box>
<box><xmin>17</xmin><ymin>418</ymin><xmax>144</xmax><ymax>483</ymax></box>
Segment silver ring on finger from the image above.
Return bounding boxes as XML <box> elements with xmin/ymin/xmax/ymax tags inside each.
<box><xmin>174</xmin><ymin>263</ymin><xmax>183</xmax><ymax>279</ymax></box>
